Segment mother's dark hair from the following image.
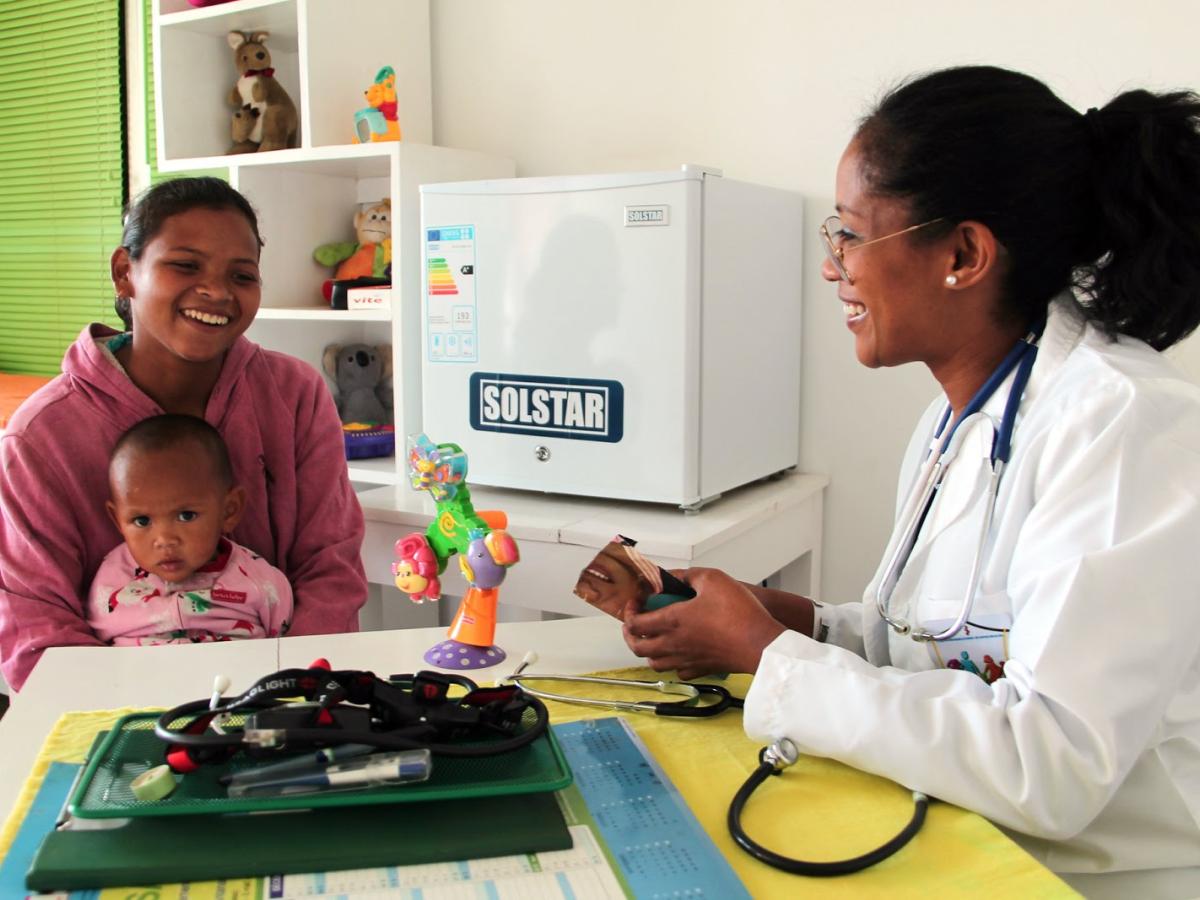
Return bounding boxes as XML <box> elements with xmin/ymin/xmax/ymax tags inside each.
<box><xmin>114</xmin><ymin>177</ymin><xmax>264</xmax><ymax>329</ymax></box>
<box><xmin>855</xmin><ymin>65</ymin><xmax>1200</xmax><ymax>351</ymax></box>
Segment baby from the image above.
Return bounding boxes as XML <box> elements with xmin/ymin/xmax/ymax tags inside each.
<box><xmin>87</xmin><ymin>414</ymin><xmax>293</xmax><ymax>645</ymax></box>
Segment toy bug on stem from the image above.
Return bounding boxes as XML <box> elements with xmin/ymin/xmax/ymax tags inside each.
<box><xmin>392</xmin><ymin>435</ymin><xmax>519</xmax><ymax>669</ymax></box>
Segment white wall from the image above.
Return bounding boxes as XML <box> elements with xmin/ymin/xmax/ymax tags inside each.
<box><xmin>427</xmin><ymin>0</ymin><xmax>1200</xmax><ymax>605</ymax></box>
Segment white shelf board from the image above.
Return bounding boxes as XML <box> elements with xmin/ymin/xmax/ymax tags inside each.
<box><xmin>255</xmin><ymin>307</ymin><xmax>391</xmax><ymax>322</ymax></box>
<box><xmin>157</xmin><ymin>142</ymin><xmax>400</xmax><ymax>176</ymax></box>
<box><xmin>158</xmin><ymin>0</ymin><xmax>299</xmax><ymax>45</ymax></box>
<box><xmin>348</xmin><ymin>455</ymin><xmax>400</xmax><ymax>485</ymax></box>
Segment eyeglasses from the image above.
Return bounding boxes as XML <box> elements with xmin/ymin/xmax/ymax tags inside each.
<box><xmin>819</xmin><ymin>215</ymin><xmax>945</xmax><ymax>284</ymax></box>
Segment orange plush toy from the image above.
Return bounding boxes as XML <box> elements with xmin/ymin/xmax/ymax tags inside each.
<box><xmin>312</xmin><ymin>199</ymin><xmax>392</xmax><ymax>303</ymax></box>
<box><xmin>353</xmin><ymin>66</ymin><xmax>401</xmax><ymax>143</ymax></box>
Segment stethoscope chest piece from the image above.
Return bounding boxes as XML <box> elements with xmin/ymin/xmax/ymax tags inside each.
<box><xmin>762</xmin><ymin>738</ymin><xmax>799</xmax><ymax>771</ymax></box>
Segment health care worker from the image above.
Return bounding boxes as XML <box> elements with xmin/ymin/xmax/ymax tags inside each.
<box><xmin>607</xmin><ymin>67</ymin><xmax>1200</xmax><ymax>898</ymax></box>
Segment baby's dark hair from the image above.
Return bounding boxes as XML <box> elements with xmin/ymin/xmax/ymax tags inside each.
<box><xmin>114</xmin><ymin>177</ymin><xmax>263</xmax><ymax>329</ymax></box>
<box><xmin>111</xmin><ymin>414</ymin><xmax>234</xmax><ymax>489</ymax></box>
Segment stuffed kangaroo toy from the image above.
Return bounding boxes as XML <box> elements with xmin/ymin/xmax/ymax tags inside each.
<box><xmin>226</xmin><ymin>31</ymin><xmax>298</xmax><ymax>153</ymax></box>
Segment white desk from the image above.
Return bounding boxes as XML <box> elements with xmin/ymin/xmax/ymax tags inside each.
<box><xmin>0</xmin><ymin>618</ymin><xmax>1079</xmax><ymax>899</ymax></box>
<box><xmin>356</xmin><ymin>471</ymin><xmax>827</xmax><ymax>623</ymax></box>
<box><xmin>0</xmin><ymin>617</ymin><xmax>638</xmax><ymax>828</ymax></box>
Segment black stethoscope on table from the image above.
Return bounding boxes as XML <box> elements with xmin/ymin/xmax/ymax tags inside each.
<box><xmin>506</xmin><ymin>668</ymin><xmax>743</xmax><ymax>718</ymax></box>
<box><xmin>505</xmin><ymin>653</ymin><xmax>928</xmax><ymax>876</ymax></box>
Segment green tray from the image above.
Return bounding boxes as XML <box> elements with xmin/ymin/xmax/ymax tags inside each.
<box><xmin>68</xmin><ymin>711</ymin><xmax>572</xmax><ymax>819</ymax></box>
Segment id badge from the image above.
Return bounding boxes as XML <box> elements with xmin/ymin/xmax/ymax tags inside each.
<box><xmin>923</xmin><ymin>613</ymin><xmax>1011</xmax><ymax>683</ymax></box>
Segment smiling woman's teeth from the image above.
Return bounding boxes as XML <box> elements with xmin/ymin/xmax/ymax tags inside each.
<box><xmin>843</xmin><ymin>301</ymin><xmax>866</xmax><ymax>317</ymax></box>
<box><xmin>183</xmin><ymin>309</ymin><xmax>230</xmax><ymax>325</ymax></box>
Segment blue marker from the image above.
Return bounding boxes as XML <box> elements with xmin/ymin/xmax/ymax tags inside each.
<box><xmin>227</xmin><ymin>750</ymin><xmax>432</xmax><ymax>798</ymax></box>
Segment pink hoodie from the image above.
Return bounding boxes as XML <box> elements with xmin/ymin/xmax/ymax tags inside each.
<box><xmin>0</xmin><ymin>324</ymin><xmax>367</xmax><ymax>690</ymax></box>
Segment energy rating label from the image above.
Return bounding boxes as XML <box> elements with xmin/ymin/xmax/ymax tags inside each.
<box><xmin>426</xmin><ymin>257</ymin><xmax>458</xmax><ymax>296</ymax></box>
<box><xmin>424</xmin><ymin>225</ymin><xmax>478</xmax><ymax>363</ymax></box>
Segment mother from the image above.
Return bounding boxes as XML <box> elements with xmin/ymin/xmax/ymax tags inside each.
<box><xmin>0</xmin><ymin>177</ymin><xmax>367</xmax><ymax>690</ymax></box>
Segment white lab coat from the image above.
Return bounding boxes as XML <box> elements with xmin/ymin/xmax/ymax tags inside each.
<box><xmin>744</xmin><ymin>298</ymin><xmax>1200</xmax><ymax>898</ymax></box>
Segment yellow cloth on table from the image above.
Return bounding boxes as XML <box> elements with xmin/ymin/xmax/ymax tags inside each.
<box><xmin>536</xmin><ymin>669</ymin><xmax>1078</xmax><ymax>899</ymax></box>
<box><xmin>0</xmin><ymin>674</ymin><xmax>1079</xmax><ymax>899</ymax></box>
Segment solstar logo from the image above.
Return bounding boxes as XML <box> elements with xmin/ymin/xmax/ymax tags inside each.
<box><xmin>469</xmin><ymin>373</ymin><xmax>624</xmax><ymax>443</ymax></box>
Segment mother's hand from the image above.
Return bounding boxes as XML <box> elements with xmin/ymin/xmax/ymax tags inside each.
<box><xmin>621</xmin><ymin>567</ymin><xmax>785</xmax><ymax>679</ymax></box>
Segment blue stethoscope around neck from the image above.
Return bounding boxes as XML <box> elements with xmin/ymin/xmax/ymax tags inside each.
<box><xmin>874</xmin><ymin>316</ymin><xmax>1047</xmax><ymax>642</ymax></box>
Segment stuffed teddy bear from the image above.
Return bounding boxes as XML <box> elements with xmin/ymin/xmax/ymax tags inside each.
<box><xmin>226</xmin><ymin>31</ymin><xmax>298</xmax><ymax>153</ymax></box>
<box><xmin>322</xmin><ymin>342</ymin><xmax>393</xmax><ymax>425</ymax></box>
<box><xmin>312</xmin><ymin>198</ymin><xmax>392</xmax><ymax>303</ymax></box>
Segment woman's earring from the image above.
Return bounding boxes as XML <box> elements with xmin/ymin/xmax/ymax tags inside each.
<box><xmin>944</xmin><ymin>274</ymin><xmax>958</xmax><ymax>286</ymax></box>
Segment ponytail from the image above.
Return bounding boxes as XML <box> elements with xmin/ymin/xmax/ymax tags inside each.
<box><xmin>1079</xmin><ymin>90</ymin><xmax>1200</xmax><ymax>350</ymax></box>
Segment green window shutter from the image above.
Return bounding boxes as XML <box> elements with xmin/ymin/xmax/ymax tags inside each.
<box><xmin>0</xmin><ymin>0</ymin><xmax>126</xmax><ymax>375</ymax></box>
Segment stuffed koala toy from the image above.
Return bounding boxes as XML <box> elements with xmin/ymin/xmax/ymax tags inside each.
<box><xmin>322</xmin><ymin>343</ymin><xmax>393</xmax><ymax>425</ymax></box>
<box><xmin>227</xmin><ymin>31</ymin><xmax>298</xmax><ymax>153</ymax></box>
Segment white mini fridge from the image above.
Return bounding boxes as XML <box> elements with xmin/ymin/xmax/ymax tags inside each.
<box><xmin>419</xmin><ymin>165</ymin><xmax>803</xmax><ymax>509</ymax></box>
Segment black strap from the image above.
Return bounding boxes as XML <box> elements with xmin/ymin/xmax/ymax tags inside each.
<box><xmin>155</xmin><ymin>667</ymin><xmax>549</xmax><ymax>765</ymax></box>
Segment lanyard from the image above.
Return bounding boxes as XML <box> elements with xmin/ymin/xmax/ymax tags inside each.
<box><xmin>930</xmin><ymin>316</ymin><xmax>1046</xmax><ymax>468</ymax></box>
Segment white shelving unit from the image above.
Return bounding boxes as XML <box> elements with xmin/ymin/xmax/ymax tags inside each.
<box><xmin>153</xmin><ymin>0</ymin><xmax>433</xmax><ymax>162</ymax></box>
<box><xmin>152</xmin><ymin>0</ymin><xmax>515</xmax><ymax>485</ymax></box>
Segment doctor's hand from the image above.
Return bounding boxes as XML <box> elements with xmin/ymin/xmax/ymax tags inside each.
<box><xmin>621</xmin><ymin>567</ymin><xmax>785</xmax><ymax>679</ymax></box>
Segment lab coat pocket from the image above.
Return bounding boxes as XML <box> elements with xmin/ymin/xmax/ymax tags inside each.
<box><xmin>924</xmin><ymin>606</ymin><xmax>1012</xmax><ymax>682</ymax></box>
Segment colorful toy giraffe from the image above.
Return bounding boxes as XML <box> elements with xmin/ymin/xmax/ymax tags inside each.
<box><xmin>392</xmin><ymin>434</ymin><xmax>519</xmax><ymax>668</ymax></box>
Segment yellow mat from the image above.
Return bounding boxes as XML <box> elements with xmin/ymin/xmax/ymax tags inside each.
<box><xmin>0</xmin><ymin>670</ymin><xmax>1077</xmax><ymax>899</ymax></box>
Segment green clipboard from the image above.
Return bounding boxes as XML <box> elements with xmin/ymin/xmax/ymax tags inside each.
<box><xmin>27</xmin><ymin>723</ymin><xmax>574</xmax><ymax>892</ymax></box>
<box><xmin>28</xmin><ymin>788</ymin><xmax>572</xmax><ymax>891</ymax></box>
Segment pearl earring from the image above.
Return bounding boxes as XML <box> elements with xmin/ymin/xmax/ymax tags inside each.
<box><xmin>945</xmin><ymin>274</ymin><xmax>958</xmax><ymax>286</ymax></box>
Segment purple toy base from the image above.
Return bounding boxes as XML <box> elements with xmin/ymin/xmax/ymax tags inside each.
<box><xmin>423</xmin><ymin>640</ymin><xmax>507</xmax><ymax>670</ymax></box>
